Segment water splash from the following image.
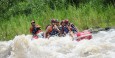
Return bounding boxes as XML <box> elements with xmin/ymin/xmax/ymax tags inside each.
<box><xmin>0</xmin><ymin>29</ymin><xmax>115</xmax><ymax>58</ymax></box>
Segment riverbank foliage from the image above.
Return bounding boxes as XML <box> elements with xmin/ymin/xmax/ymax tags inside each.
<box><xmin>0</xmin><ymin>0</ymin><xmax>115</xmax><ymax>40</ymax></box>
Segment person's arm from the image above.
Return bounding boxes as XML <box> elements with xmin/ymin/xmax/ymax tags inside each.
<box><xmin>71</xmin><ymin>24</ymin><xmax>79</xmax><ymax>32</ymax></box>
<box><xmin>44</xmin><ymin>26</ymin><xmax>50</xmax><ymax>38</ymax></box>
<box><xmin>30</xmin><ymin>27</ymin><xmax>36</xmax><ymax>36</ymax></box>
<box><xmin>30</xmin><ymin>27</ymin><xmax>34</xmax><ymax>35</ymax></box>
<box><xmin>68</xmin><ymin>26</ymin><xmax>75</xmax><ymax>40</ymax></box>
<box><xmin>54</xmin><ymin>25</ymin><xmax>60</xmax><ymax>33</ymax></box>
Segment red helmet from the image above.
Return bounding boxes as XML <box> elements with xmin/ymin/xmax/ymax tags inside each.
<box><xmin>64</xmin><ymin>19</ymin><xmax>69</xmax><ymax>24</ymax></box>
<box><xmin>51</xmin><ymin>19</ymin><xmax>56</xmax><ymax>23</ymax></box>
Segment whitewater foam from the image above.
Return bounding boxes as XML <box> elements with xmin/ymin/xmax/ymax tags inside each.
<box><xmin>0</xmin><ymin>29</ymin><xmax>115</xmax><ymax>58</ymax></box>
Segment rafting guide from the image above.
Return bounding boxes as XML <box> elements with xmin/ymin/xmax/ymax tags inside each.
<box><xmin>30</xmin><ymin>20</ymin><xmax>44</xmax><ymax>39</ymax></box>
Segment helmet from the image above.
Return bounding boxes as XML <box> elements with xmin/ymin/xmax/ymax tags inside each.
<box><xmin>51</xmin><ymin>19</ymin><xmax>56</xmax><ymax>23</ymax></box>
<box><xmin>64</xmin><ymin>19</ymin><xmax>69</xmax><ymax>24</ymax></box>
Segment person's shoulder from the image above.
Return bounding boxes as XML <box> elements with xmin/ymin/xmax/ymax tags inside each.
<box><xmin>46</xmin><ymin>25</ymin><xmax>52</xmax><ymax>32</ymax></box>
<box><xmin>36</xmin><ymin>24</ymin><xmax>41</xmax><ymax>28</ymax></box>
<box><xmin>47</xmin><ymin>25</ymin><xmax>52</xmax><ymax>29</ymax></box>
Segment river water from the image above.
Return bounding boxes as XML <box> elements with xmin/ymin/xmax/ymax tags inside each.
<box><xmin>0</xmin><ymin>29</ymin><xmax>115</xmax><ymax>58</ymax></box>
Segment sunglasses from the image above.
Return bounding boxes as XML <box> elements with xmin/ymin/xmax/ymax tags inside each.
<box><xmin>31</xmin><ymin>22</ymin><xmax>35</xmax><ymax>24</ymax></box>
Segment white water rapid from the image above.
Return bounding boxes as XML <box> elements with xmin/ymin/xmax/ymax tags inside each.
<box><xmin>0</xmin><ymin>29</ymin><xmax>115</xmax><ymax>58</ymax></box>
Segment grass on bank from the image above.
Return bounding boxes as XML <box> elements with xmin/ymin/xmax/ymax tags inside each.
<box><xmin>0</xmin><ymin>4</ymin><xmax>115</xmax><ymax>40</ymax></box>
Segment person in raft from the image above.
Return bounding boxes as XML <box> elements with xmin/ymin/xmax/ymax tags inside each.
<box><xmin>44</xmin><ymin>19</ymin><xmax>60</xmax><ymax>38</ymax></box>
<box><xmin>30</xmin><ymin>20</ymin><xmax>43</xmax><ymax>39</ymax></box>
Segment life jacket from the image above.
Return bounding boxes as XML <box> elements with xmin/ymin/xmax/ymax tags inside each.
<box><xmin>70</xmin><ymin>24</ymin><xmax>77</xmax><ymax>33</ymax></box>
<box><xmin>59</xmin><ymin>25</ymin><xmax>69</xmax><ymax>35</ymax></box>
<box><xmin>30</xmin><ymin>26</ymin><xmax>41</xmax><ymax>35</ymax></box>
<box><xmin>58</xmin><ymin>26</ymin><xmax>65</xmax><ymax>37</ymax></box>
<box><xmin>63</xmin><ymin>26</ymin><xmax>69</xmax><ymax>34</ymax></box>
<box><xmin>48</xmin><ymin>25</ymin><xmax>59</xmax><ymax>36</ymax></box>
<box><xmin>59</xmin><ymin>26</ymin><xmax>63</xmax><ymax>33</ymax></box>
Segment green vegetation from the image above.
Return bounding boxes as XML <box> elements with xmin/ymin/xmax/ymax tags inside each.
<box><xmin>0</xmin><ymin>0</ymin><xmax>115</xmax><ymax>40</ymax></box>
